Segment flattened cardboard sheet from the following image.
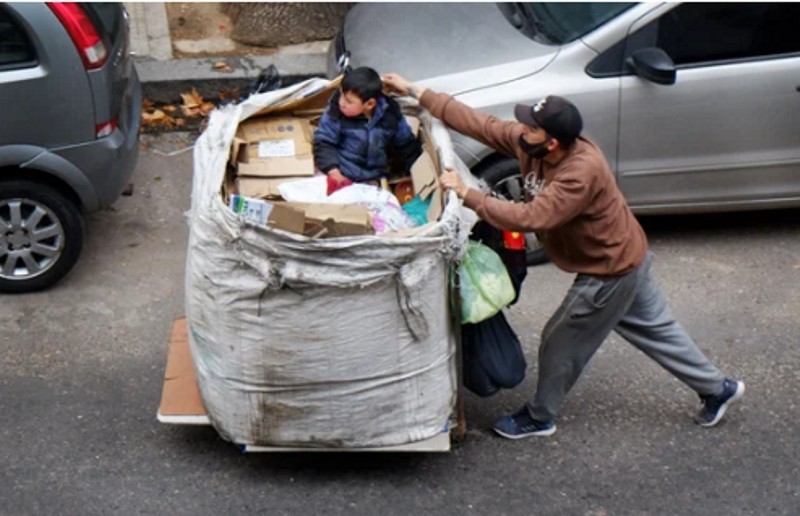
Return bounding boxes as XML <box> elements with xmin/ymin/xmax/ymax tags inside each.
<box><xmin>158</xmin><ymin>318</ymin><xmax>207</xmax><ymax>419</ymax></box>
<box><xmin>235</xmin><ymin>176</ymin><xmax>295</xmax><ymax>200</ymax></box>
<box><xmin>252</xmin><ymin>76</ymin><xmax>343</xmax><ymax>117</ymax></box>
<box><xmin>278</xmin><ymin>201</ymin><xmax>374</xmax><ymax>237</ymax></box>
<box><xmin>410</xmin><ymin>150</ymin><xmax>443</xmax><ymax>223</ymax></box>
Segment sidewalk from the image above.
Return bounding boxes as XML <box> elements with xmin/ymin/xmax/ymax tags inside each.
<box><xmin>135</xmin><ymin>41</ymin><xmax>330</xmax><ymax>103</ymax></box>
<box><xmin>129</xmin><ymin>2</ymin><xmax>331</xmax><ymax>103</ymax></box>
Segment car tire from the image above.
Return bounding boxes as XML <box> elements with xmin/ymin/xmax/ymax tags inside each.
<box><xmin>0</xmin><ymin>180</ymin><xmax>84</xmax><ymax>293</ymax></box>
<box><xmin>475</xmin><ymin>158</ymin><xmax>550</xmax><ymax>267</ymax></box>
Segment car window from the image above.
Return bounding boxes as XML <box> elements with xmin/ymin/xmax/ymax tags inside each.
<box><xmin>499</xmin><ymin>3</ymin><xmax>635</xmax><ymax>45</ymax></box>
<box><xmin>0</xmin><ymin>6</ymin><xmax>36</xmax><ymax>70</ymax></box>
<box><xmin>587</xmin><ymin>3</ymin><xmax>800</xmax><ymax>77</ymax></box>
<box><xmin>656</xmin><ymin>3</ymin><xmax>800</xmax><ymax>66</ymax></box>
<box><xmin>81</xmin><ymin>3</ymin><xmax>122</xmax><ymax>45</ymax></box>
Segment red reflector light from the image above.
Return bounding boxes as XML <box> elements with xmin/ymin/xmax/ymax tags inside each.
<box><xmin>47</xmin><ymin>3</ymin><xmax>108</xmax><ymax>69</ymax></box>
<box><xmin>95</xmin><ymin>119</ymin><xmax>117</xmax><ymax>138</ymax></box>
<box><xmin>503</xmin><ymin>231</ymin><xmax>526</xmax><ymax>250</ymax></box>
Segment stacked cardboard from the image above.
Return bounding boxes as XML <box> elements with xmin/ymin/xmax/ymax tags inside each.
<box><xmin>225</xmin><ymin>84</ymin><xmax>444</xmax><ymax>239</ymax></box>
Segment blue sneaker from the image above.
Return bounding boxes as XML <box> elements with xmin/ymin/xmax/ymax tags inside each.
<box><xmin>493</xmin><ymin>407</ymin><xmax>556</xmax><ymax>439</ymax></box>
<box><xmin>695</xmin><ymin>378</ymin><xmax>745</xmax><ymax>427</ymax></box>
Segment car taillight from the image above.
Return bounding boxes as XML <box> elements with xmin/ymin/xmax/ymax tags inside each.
<box><xmin>47</xmin><ymin>3</ymin><xmax>108</xmax><ymax>70</ymax></box>
<box><xmin>503</xmin><ymin>231</ymin><xmax>526</xmax><ymax>251</ymax></box>
<box><xmin>95</xmin><ymin>119</ymin><xmax>118</xmax><ymax>138</ymax></box>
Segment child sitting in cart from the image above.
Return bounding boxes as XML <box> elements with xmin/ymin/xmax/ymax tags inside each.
<box><xmin>313</xmin><ymin>66</ymin><xmax>422</xmax><ymax>195</ymax></box>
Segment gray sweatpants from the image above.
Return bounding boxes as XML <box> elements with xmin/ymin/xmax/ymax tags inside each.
<box><xmin>527</xmin><ymin>252</ymin><xmax>726</xmax><ymax>421</ymax></box>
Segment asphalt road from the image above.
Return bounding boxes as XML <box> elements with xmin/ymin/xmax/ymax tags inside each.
<box><xmin>2</xmin><ymin>134</ymin><xmax>798</xmax><ymax>515</ymax></box>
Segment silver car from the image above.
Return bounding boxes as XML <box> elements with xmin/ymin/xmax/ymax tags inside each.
<box><xmin>329</xmin><ymin>3</ymin><xmax>800</xmax><ymax>218</ymax></box>
<box><xmin>0</xmin><ymin>2</ymin><xmax>141</xmax><ymax>293</ymax></box>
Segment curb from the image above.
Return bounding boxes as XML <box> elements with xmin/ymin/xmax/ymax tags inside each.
<box><xmin>135</xmin><ymin>49</ymin><xmax>329</xmax><ymax>103</ymax></box>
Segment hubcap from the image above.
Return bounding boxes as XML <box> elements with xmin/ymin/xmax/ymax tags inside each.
<box><xmin>0</xmin><ymin>198</ymin><xmax>64</xmax><ymax>281</ymax></box>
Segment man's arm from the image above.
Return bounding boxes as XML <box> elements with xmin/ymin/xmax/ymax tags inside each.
<box><xmin>418</xmin><ymin>90</ymin><xmax>521</xmax><ymax>159</ymax></box>
<box><xmin>440</xmin><ymin>163</ymin><xmax>594</xmax><ymax>233</ymax></box>
<box><xmin>465</xmin><ymin>173</ymin><xmax>593</xmax><ymax>232</ymax></box>
<box><xmin>383</xmin><ymin>73</ymin><xmax>521</xmax><ymax>159</ymax></box>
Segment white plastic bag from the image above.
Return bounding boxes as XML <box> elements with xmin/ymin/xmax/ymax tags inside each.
<box><xmin>277</xmin><ymin>175</ymin><xmax>328</xmax><ymax>203</ymax></box>
<box><xmin>329</xmin><ymin>184</ymin><xmax>414</xmax><ymax>233</ymax></box>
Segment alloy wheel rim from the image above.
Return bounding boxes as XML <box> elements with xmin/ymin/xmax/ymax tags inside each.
<box><xmin>0</xmin><ymin>198</ymin><xmax>64</xmax><ymax>281</ymax></box>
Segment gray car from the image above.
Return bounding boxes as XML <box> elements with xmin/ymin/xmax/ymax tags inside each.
<box><xmin>329</xmin><ymin>3</ymin><xmax>800</xmax><ymax>217</ymax></box>
<box><xmin>0</xmin><ymin>2</ymin><xmax>141</xmax><ymax>293</ymax></box>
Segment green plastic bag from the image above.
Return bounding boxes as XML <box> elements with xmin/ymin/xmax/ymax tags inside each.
<box><xmin>456</xmin><ymin>241</ymin><xmax>516</xmax><ymax>324</ymax></box>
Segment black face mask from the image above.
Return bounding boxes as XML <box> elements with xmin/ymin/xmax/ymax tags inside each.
<box><xmin>519</xmin><ymin>135</ymin><xmax>551</xmax><ymax>159</ymax></box>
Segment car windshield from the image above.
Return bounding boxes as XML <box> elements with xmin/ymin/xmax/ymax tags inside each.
<box><xmin>498</xmin><ymin>2</ymin><xmax>636</xmax><ymax>45</ymax></box>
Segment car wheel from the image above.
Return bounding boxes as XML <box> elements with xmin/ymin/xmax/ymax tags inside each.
<box><xmin>0</xmin><ymin>180</ymin><xmax>84</xmax><ymax>293</ymax></box>
<box><xmin>476</xmin><ymin>158</ymin><xmax>550</xmax><ymax>267</ymax></box>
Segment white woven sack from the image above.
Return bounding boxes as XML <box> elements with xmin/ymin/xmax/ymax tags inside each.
<box><xmin>186</xmin><ymin>79</ymin><xmax>477</xmax><ymax>447</ymax></box>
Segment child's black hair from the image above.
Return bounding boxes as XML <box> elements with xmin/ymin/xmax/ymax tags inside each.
<box><xmin>341</xmin><ymin>67</ymin><xmax>382</xmax><ymax>102</ymax></box>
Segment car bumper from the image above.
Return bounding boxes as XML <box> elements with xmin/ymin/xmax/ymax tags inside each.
<box><xmin>50</xmin><ymin>70</ymin><xmax>142</xmax><ymax>211</ymax></box>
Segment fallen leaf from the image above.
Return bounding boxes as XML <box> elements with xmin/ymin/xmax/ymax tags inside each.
<box><xmin>180</xmin><ymin>88</ymin><xmax>204</xmax><ymax>109</ymax></box>
<box><xmin>181</xmin><ymin>105</ymin><xmax>200</xmax><ymax>117</ymax></box>
<box><xmin>200</xmin><ymin>101</ymin><xmax>216</xmax><ymax>116</ymax></box>
<box><xmin>141</xmin><ymin>109</ymin><xmax>167</xmax><ymax>122</ymax></box>
<box><xmin>218</xmin><ymin>89</ymin><xmax>240</xmax><ymax>101</ymax></box>
<box><xmin>174</xmin><ymin>118</ymin><xmax>186</xmax><ymax>127</ymax></box>
<box><xmin>162</xmin><ymin>105</ymin><xmax>177</xmax><ymax>113</ymax></box>
<box><xmin>213</xmin><ymin>61</ymin><xmax>232</xmax><ymax>73</ymax></box>
<box><xmin>141</xmin><ymin>109</ymin><xmax>176</xmax><ymax>127</ymax></box>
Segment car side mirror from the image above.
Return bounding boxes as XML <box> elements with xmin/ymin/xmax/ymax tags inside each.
<box><xmin>627</xmin><ymin>48</ymin><xmax>676</xmax><ymax>85</ymax></box>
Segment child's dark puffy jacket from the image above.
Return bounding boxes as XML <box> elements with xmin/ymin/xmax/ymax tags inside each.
<box><xmin>314</xmin><ymin>91</ymin><xmax>421</xmax><ymax>182</ymax></box>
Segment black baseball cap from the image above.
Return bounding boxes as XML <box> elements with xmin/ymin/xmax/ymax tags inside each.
<box><xmin>514</xmin><ymin>96</ymin><xmax>583</xmax><ymax>143</ymax></box>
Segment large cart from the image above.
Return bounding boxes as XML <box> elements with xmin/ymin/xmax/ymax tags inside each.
<box><xmin>156</xmin><ymin>78</ymin><xmax>475</xmax><ymax>452</ymax></box>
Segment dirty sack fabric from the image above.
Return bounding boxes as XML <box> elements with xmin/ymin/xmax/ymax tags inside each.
<box><xmin>186</xmin><ymin>79</ymin><xmax>476</xmax><ymax>448</ymax></box>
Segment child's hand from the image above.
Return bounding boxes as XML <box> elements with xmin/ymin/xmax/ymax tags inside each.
<box><xmin>326</xmin><ymin>169</ymin><xmax>353</xmax><ymax>196</ymax></box>
<box><xmin>328</xmin><ymin>168</ymin><xmax>347</xmax><ymax>184</ymax></box>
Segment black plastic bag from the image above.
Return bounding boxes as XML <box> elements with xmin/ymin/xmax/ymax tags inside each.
<box><xmin>461</xmin><ymin>310</ymin><xmax>527</xmax><ymax>397</ymax></box>
<box><xmin>249</xmin><ymin>64</ymin><xmax>282</xmax><ymax>96</ymax></box>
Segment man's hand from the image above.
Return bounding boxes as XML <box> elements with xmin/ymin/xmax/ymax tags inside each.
<box><xmin>439</xmin><ymin>168</ymin><xmax>469</xmax><ymax>199</ymax></box>
<box><xmin>382</xmin><ymin>73</ymin><xmax>426</xmax><ymax>99</ymax></box>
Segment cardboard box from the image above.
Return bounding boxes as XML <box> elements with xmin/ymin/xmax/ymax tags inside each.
<box><xmin>229</xmin><ymin>195</ymin><xmax>306</xmax><ymax>234</ymax></box>
<box><xmin>410</xmin><ymin>150</ymin><xmax>443</xmax><ymax>223</ymax></box>
<box><xmin>405</xmin><ymin>115</ymin><xmax>421</xmax><ymax>138</ymax></box>
<box><xmin>234</xmin><ymin>117</ymin><xmax>315</xmax><ymax>178</ymax></box>
<box><xmin>235</xmin><ymin>176</ymin><xmax>295</xmax><ymax>200</ymax></box>
<box><xmin>279</xmin><ymin>202</ymin><xmax>373</xmax><ymax>238</ymax></box>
